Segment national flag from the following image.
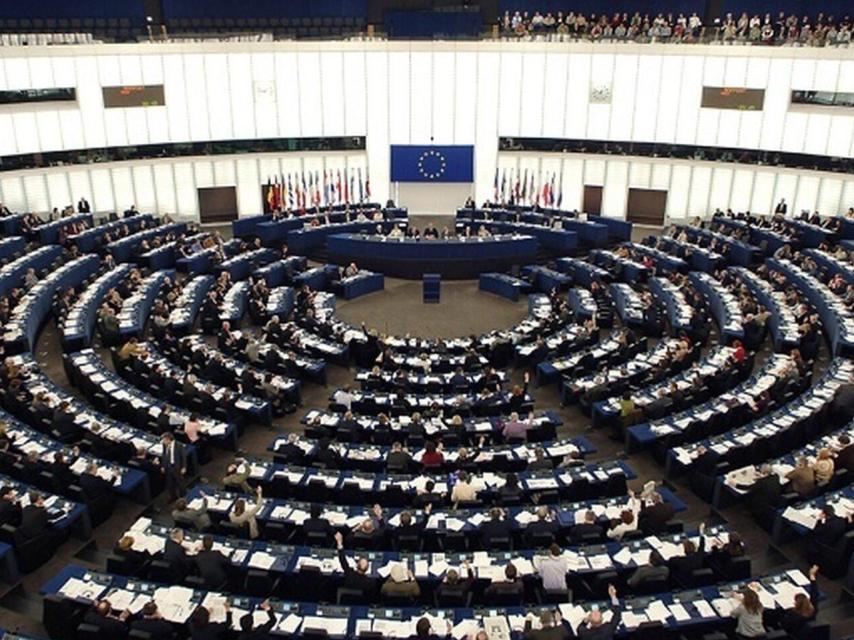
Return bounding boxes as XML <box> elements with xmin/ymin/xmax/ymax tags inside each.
<box><xmin>343</xmin><ymin>168</ymin><xmax>349</xmax><ymax>204</ymax></box>
<box><xmin>541</xmin><ymin>176</ymin><xmax>550</xmax><ymax>207</ymax></box>
<box><xmin>493</xmin><ymin>167</ymin><xmax>499</xmax><ymax>203</ymax></box>
<box><xmin>556</xmin><ymin>173</ymin><xmax>563</xmax><ymax>208</ymax></box>
<box><xmin>521</xmin><ymin>169</ymin><xmax>528</xmax><ymax>201</ymax></box>
<box><xmin>314</xmin><ymin>170</ymin><xmax>321</xmax><ymax>206</ymax></box>
<box><xmin>265</xmin><ymin>176</ymin><xmax>274</xmax><ymax>211</ymax></box>
<box><xmin>349</xmin><ymin>171</ymin><xmax>355</xmax><ymax>205</ymax></box>
<box><xmin>549</xmin><ymin>173</ymin><xmax>556</xmax><ymax>206</ymax></box>
<box><xmin>514</xmin><ymin>169</ymin><xmax>520</xmax><ymax>200</ymax></box>
<box><xmin>528</xmin><ymin>171</ymin><xmax>535</xmax><ymax>205</ymax></box>
<box><xmin>287</xmin><ymin>174</ymin><xmax>294</xmax><ymax>209</ymax></box>
<box><xmin>364</xmin><ymin>168</ymin><xmax>371</xmax><ymax>199</ymax></box>
<box><xmin>336</xmin><ymin>170</ymin><xmax>343</xmax><ymax>204</ymax></box>
<box><xmin>500</xmin><ymin>169</ymin><xmax>507</xmax><ymax>202</ymax></box>
<box><xmin>301</xmin><ymin>172</ymin><xmax>307</xmax><ymax>208</ymax></box>
<box><xmin>358</xmin><ymin>168</ymin><xmax>364</xmax><ymax>203</ymax></box>
<box><xmin>534</xmin><ymin>176</ymin><xmax>540</xmax><ymax>207</ymax></box>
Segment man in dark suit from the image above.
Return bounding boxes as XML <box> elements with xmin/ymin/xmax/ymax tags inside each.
<box><xmin>51</xmin><ymin>401</ymin><xmax>80</xmax><ymax>443</ymax></box>
<box><xmin>303</xmin><ymin>504</ymin><xmax>334</xmax><ymax>544</ymax></box>
<box><xmin>525</xmin><ymin>506</ymin><xmax>559</xmax><ymax>543</ymax></box>
<box><xmin>194</xmin><ymin>535</ymin><xmax>230</xmax><ymax>589</ymax></box>
<box><xmin>334</xmin><ymin>531</ymin><xmax>376</xmax><ymax>598</ymax></box>
<box><xmin>480</xmin><ymin>507</ymin><xmax>512</xmax><ymax>547</ymax></box>
<box><xmin>0</xmin><ymin>486</ymin><xmax>21</xmax><ymax>527</ymax></box>
<box><xmin>569</xmin><ymin>510</ymin><xmax>604</xmax><ymax>542</ymax></box>
<box><xmin>160</xmin><ymin>432</ymin><xmax>186</xmax><ymax>501</ymax></box>
<box><xmin>643</xmin><ymin>389</ymin><xmax>672</xmax><ymax>421</ymax></box>
<box><xmin>523</xmin><ymin>610</ymin><xmax>570</xmax><ymax>640</ymax></box>
<box><xmin>577</xmin><ymin>585</ymin><xmax>621</xmax><ymax>640</ymax></box>
<box><xmin>734</xmin><ymin>465</ymin><xmax>781</xmax><ymax>523</ymax></box>
<box><xmin>237</xmin><ymin>600</ymin><xmax>276</xmax><ymax>640</ymax></box>
<box><xmin>84</xmin><ymin>600</ymin><xmax>130</xmax><ymax>638</ymax></box>
<box><xmin>18</xmin><ymin>492</ymin><xmax>53</xmax><ymax>542</ymax></box>
<box><xmin>639</xmin><ymin>492</ymin><xmax>676</xmax><ymax>534</ymax></box>
<box><xmin>836</xmin><ymin>434</ymin><xmax>854</xmax><ymax>473</ymax></box>
<box><xmin>77</xmin><ymin>197</ymin><xmax>91</xmax><ymax>214</ymax></box>
<box><xmin>162</xmin><ymin>528</ymin><xmax>190</xmax><ymax>582</ymax></box>
<box><xmin>130</xmin><ymin>602</ymin><xmax>173</xmax><ymax>640</ymax></box>
<box><xmin>79</xmin><ymin>463</ymin><xmax>117</xmax><ymax>507</ymax></box>
<box><xmin>811</xmin><ymin>505</ymin><xmax>848</xmax><ymax>548</ymax></box>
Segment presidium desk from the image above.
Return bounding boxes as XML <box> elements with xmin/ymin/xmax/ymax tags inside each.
<box><xmin>326</xmin><ymin>233</ymin><xmax>538</xmax><ymax>279</ymax></box>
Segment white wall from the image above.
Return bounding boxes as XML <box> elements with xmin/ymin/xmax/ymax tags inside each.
<box><xmin>0</xmin><ymin>41</ymin><xmax>853</xmax><ymax>212</ymax></box>
<box><xmin>498</xmin><ymin>151</ymin><xmax>854</xmax><ymax>220</ymax></box>
<box><xmin>0</xmin><ymin>151</ymin><xmax>367</xmax><ymax>219</ymax></box>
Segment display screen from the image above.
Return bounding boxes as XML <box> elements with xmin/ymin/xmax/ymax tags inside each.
<box><xmin>102</xmin><ymin>85</ymin><xmax>165</xmax><ymax>108</ymax></box>
<box><xmin>791</xmin><ymin>90</ymin><xmax>854</xmax><ymax>109</ymax></box>
<box><xmin>0</xmin><ymin>88</ymin><xmax>76</xmax><ymax>105</ymax></box>
<box><xmin>701</xmin><ymin>86</ymin><xmax>765</xmax><ymax>111</ymax></box>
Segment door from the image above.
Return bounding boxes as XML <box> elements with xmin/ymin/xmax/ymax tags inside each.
<box><xmin>198</xmin><ymin>186</ymin><xmax>238</xmax><ymax>223</ymax></box>
<box><xmin>627</xmin><ymin>188</ymin><xmax>668</xmax><ymax>226</ymax></box>
<box><xmin>583</xmin><ymin>185</ymin><xmax>602</xmax><ymax>215</ymax></box>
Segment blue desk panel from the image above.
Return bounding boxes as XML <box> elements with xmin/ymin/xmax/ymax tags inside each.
<box><xmin>327</xmin><ymin>233</ymin><xmax>538</xmax><ymax>279</ymax></box>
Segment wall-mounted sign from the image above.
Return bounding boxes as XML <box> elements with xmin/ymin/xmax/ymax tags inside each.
<box><xmin>701</xmin><ymin>86</ymin><xmax>765</xmax><ymax>111</ymax></box>
<box><xmin>102</xmin><ymin>85</ymin><xmax>165</xmax><ymax>108</ymax></box>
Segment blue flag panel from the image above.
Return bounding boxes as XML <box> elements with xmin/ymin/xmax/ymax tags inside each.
<box><xmin>390</xmin><ymin>145</ymin><xmax>474</xmax><ymax>183</ymax></box>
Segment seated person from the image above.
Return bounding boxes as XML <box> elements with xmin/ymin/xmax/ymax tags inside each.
<box><xmin>626</xmin><ymin>549</ymin><xmax>669</xmax><ymax>591</ymax></box>
<box><xmin>380</xmin><ymin>563</ymin><xmax>420</xmax><ymax>600</ymax></box>
<box><xmin>569</xmin><ymin>510</ymin><xmax>604</xmax><ymax>542</ymax></box>
<box><xmin>84</xmin><ymin>600</ymin><xmax>131</xmax><ymax>638</ymax></box>
<box><xmin>483</xmin><ymin>562</ymin><xmax>524</xmax><ymax>600</ymax></box>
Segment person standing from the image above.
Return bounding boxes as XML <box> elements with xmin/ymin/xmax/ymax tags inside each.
<box><xmin>160</xmin><ymin>432</ymin><xmax>187</xmax><ymax>501</ymax></box>
<box><xmin>77</xmin><ymin>196</ymin><xmax>91</xmax><ymax>213</ymax></box>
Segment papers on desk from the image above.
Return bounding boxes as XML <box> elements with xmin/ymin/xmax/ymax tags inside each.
<box><xmin>693</xmin><ymin>599</ymin><xmax>717</xmax><ymax>618</ymax></box>
<box><xmin>451</xmin><ymin>619</ymin><xmax>481</xmax><ymax>640</ymax></box>
<box><xmin>276</xmin><ymin>613</ymin><xmax>303</xmax><ymax>634</ymax></box>
<box><xmin>302</xmin><ymin>616</ymin><xmax>348</xmax><ymax>637</ymax></box>
<box><xmin>645</xmin><ymin>600</ymin><xmax>671</xmax><ymax>623</ymax></box>
<box><xmin>669</xmin><ymin>603</ymin><xmax>691</xmax><ymax>621</ymax></box>
<box><xmin>247</xmin><ymin>551</ymin><xmax>277</xmax><ymax>570</ymax></box>
<box><xmin>773</xmin><ymin>581</ymin><xmax>808</xmax><ymax>608</ymax></box>
<box><xmin>711</xmin><ymin>597</ymin><xmax>736</xmax><ymax>617</ymax></box>
<box><xmin>153</xmin><ymin>585</ymin><xmax>196</xmax><ymax>623</ymax></box>
<box><xmin>59</xmin><ymin>577</ymin><xmax>107</xmax><ymax>602</ymax></box>
<box><xmin>104</xmin><ymin>588</ymin><xmax>148</xmax><ymax>615</ymax></box>
<box><xmin>781</xmin><ymin>506</ymin><xmax>820</xmax><ymax>529</ymax></box>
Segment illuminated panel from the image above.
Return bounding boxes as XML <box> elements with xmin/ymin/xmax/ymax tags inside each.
<box><xmin>497</xmin><ymin>52</ymin><xmax>522</xmax><ymax>137</ymax></box>
<box><xmin>204</xmin><ymin>55</ymin><xmax>232</xmax><ymax>139</ymax></box>
<box><xmin>110</xmin><ymin>167</ymin><xmax>135</xmax><ymax>211</ymax></box>
<box><xmin>152</xmin><ymin>164</ymin><xmax>177</xmax><ymax>213</ymax></box>
<box><xmin>236</xmin><ymin>157</ymin><xmax>261</xmax><ymax>215</ymax></box>
<box><xmin>632</xmin><ymin>55</ymin><xmax>660</xmax><ymax>142</ymax></box>
<box><xmin>793</xmin><ymin>175</ymin><xmax>820</xmax><ymax>213</ymax></box>
<box><xmin>666</xmin><ymin>165</ymin><xmax>691</xmax><ymax>219</ymax></box>
<box><xmin>23</xmin><ymin>175</ymin><xmax>49</xmax><ymax>213</ymax></box>
<box><xmin>609</xmin><ymin>54</ymin><xmax>637</xmax><ymax>141</ymax></box>
<box><xmin>251</xmin><ymin>53</ymin><xmax>278</xmax><ymax>140</ymax></box>
<box><xmin>519</xmin><ymin>53</ymin><xmax>545</xmax><ymax>137</ymax></box>
<box><xmin>274</xmin><ymin>53</ymin><xmax>301</xmax><ymax>138</ymax></box>
<box><xmin>45</xmin><ymin>173</ymin><xmax>71</xmax><ymax>210</ymax></box>
<box><xmin>409</xmin><ymin>52</ymin><xmax>432</xmax><ymax>142</ymax></box>
<box><xmin>453</xmin><ymin>52</ymin><xmax>476</xmax><ymax>144</ymax></box>
<box><xmin>601</xmin><ymin>160</ymin><xmax>628</xmax><ymax>217</ymax></box>
<box><xmin>431</xmin><ymin>52</ymin><xmax>454</xmax><ymax>143</ymax></box>
<box><xmin>564</xmin><ymin>53</ymin><xmax>590</xmax><ymax>139</ymax></box>
<box><xmin>730</xmin><ymin>169</ymin><xmax>754</xmax><ymax>213</ymax></box>
<box><xmin>183</xmin><ymin>54</ymin><xmax>210</xmax><ymax>142</ymax></box>
<box><xmin>228</xmin><ymin>53</ymin><xmax>255</xmax><ymax>140</ymax></box>
<box><xmin>90</xmin><ymin>167</ymin><xmax>115</xmax><ymax>212</ymax></box>
<box><xmin>687</xmin><ymin>165</ymin><xmax>712</xmax><ymax>217</ymax></box>
<box><xmin>162</xmin><ymin>54</ymin><xmax>191</xmax><ymax>142</ymax></box>
<box><xmin>131</xmin><ymin>165</ymin><xmax>157</xmax><ymax>212</ymax></box>
<box><xmin>297</xmin><ymin>52</ymin><xmax>323</xmax><ymax>136</ymax></box>
<box><xmin>0</xmin><ymin>176</ymin><xmax>25</xmax><ymax>211</ymax></box>
<box><xmin>387</xmin><ymin>52</ymin><xmax>410</xmax><ymax>143</ymax></box>
<box><xmin>343</xmin><ymin>51</ymin><xmax>367</xmax><ymax>137</ymax></box>
<box><xmin>751</xmin><ymin>171</ymin><xmax>776</xmax><ymax>215</ymax></box>
<box><xmin>320</xmin><ymin>52</ymin><xmax>345</xmax><ymax>136</ymax></box>
<box><xmin>173</xmin><ymin>162</ymin><xmax>197</xmax><ymax>217</ymax></box>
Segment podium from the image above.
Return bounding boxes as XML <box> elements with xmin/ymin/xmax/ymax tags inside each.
<box><xmin>423</xmin><ymin>273</ymin><xmax>440</xmax><ymax>303</ymax></box>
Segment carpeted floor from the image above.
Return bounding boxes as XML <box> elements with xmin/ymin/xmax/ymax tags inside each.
<box><xmin>0</xmin><ymin>228</ymin><xmax>852</xmax><ymax>637</ymax></box>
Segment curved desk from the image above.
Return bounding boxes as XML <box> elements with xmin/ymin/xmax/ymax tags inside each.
<box><xmin>327</xmin><ymin>233</ymin><xmax>538</xmax><ymax>279</ymax></box>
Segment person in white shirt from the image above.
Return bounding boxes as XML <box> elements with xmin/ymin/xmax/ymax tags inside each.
<box><xmin>606</xmin><ymin>491</ymin><xmax>641</xmax><ymax>540</ymax></box>
<box><xmin>534</xmin><ymin>543</ymin><xmax>569</xmax><ymax>591</ymax></box>
<box><xmin>332</xmin><ymin>385</ymin><xmax>354</xmax><ymax>411</ymax></box>
<box><xmin>451</xmin><ymin>471</ymin><xmax>477</xmax><ymax>504</ymax></box>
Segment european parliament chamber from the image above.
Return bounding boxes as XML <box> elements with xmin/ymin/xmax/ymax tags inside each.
<box><xmin>0</xmin><ymin>1</ymin><xmax>852</xmax><ymax>640</ymax></box>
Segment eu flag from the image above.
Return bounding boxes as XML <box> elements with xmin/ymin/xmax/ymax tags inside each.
<box><xmin>390</xmin><ymin>145</ymin><xmax>474</xmax><ymax>183</ymax></box>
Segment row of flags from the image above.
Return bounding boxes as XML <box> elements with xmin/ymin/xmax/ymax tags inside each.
<box><xmin>493</xmin><ymin>167</ymin><xmax>563</xmax><ymax>208</ymax></box>
<box><xmin>264</xmin><ymin>168</ymin><xmax>371</xmax><ymax>211</ymax></box>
